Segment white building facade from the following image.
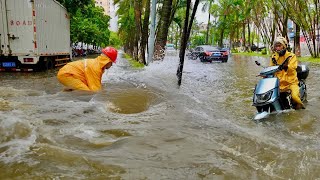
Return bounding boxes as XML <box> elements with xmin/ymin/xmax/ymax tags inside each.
<box><xmin>95</xmin><ymin>0</ymin><xmax>118</xmax><ymax>32</ymax></box>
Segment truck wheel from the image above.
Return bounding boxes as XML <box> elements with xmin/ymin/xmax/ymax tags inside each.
<box><xmin>45</xmin><ymin>58</ymin><xmax>54</xmax><ymax>70</ymax></box>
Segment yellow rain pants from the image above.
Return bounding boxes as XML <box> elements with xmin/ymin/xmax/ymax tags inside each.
<box><xmin>57</xmin><ymin>55</ymin><xmax>112</xmax><ymax>92</ymax></box>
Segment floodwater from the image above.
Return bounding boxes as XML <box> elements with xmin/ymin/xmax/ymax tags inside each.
<box><xmin>1</xmin><ymin>53</ymin><xmax>320</xmax><ymax>179</ymax></box>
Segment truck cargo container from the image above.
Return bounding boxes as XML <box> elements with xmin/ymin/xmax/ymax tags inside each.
<box><xmin>0</xmin><ymin>0</ymin><xmax>71</xmax><ymax>71</ymax></box>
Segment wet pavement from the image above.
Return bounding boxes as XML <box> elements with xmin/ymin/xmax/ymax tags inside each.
<box><xmin>1</xmin><ymin>53</ymin><xmax>320</xmax><ymax>179</ymax></box>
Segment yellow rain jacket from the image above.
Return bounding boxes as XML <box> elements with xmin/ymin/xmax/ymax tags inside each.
<box><xmin>57</xmin><ymin>55</ymin><xmax>112</xmax><ymax>92</ymax></box>
<box><xmin>269</xmin><ymin>51</ymin><xmax>303</xmax><ymax>106</ymax></box>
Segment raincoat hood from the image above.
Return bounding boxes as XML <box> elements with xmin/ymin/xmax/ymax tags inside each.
<box><xmin>274</xmin><ymin>36</ymin><xmax>288</xmax><ymax>49</ymax></box>
<box><xmin>96</xmin><ymin>55</ymin><xmax>113</xmax><ymax>70</ymax></box>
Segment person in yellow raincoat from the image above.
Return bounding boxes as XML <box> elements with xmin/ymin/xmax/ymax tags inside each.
<box><xmin>57</xmin><ymin>46</ymin><xmax>118</xmax><ymax>92</ymax></box>
<box><xmin>270</xmin><ymin>36</ymin><xmax>305</xmax><ymax>109</ymax></box>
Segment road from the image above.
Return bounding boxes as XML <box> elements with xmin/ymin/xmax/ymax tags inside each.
<box><xmin>1</xmin><ymin>53</ymin><xmax>320</xmax><ymax>179</ymax></box>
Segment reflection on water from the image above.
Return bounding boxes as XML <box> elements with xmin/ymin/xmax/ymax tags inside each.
<box><xmin>0</xmin><ymin>69</ymin><xmax>61</xmax><ymax>94</ymax></box>
<box><xmin>1</xmin><ymin>54</ymin><xmax>320</xmax><ymax>179</ymax></box>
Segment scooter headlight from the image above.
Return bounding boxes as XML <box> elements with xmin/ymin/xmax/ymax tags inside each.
<box><xmin>255</xmin><ymin>90</ymin><xmax>273</xmax><ymax>103</ymax></box>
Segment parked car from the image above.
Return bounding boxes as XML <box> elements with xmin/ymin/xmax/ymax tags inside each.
<box><xmin>189</xmin><ymin>45</ymin><xmax>229</xmax><ymax>63</ymax></box>
<box><xmin>250</xmin><ymin>44</ymin><xmax>266</xmax><ymax>52</ymax></box>
<box><xmin>166</xmin><ymin>43</ymin><xmax>175</xmax><ymax>50</ymax></box>
<box><xmin>166</xmin><ymin>43</ymin><xmax>177</xmax><ymax>56</ymax></box>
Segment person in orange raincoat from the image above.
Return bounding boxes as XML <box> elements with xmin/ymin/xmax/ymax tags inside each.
<box><xmin>269</xmin><ymin>36</ymin><xmax>305</xmax><ymax>109</ymax></box>
<box><xmin>57</xmin><ymin>46</ymin><xmax>118</xmax><ymax>92</ymax></box>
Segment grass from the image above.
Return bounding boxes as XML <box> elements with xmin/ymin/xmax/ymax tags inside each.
<box><xmin>298</xmin><ymin>56</ymin><xmax>320</xmax><ymax>63</ymax></box>
<box><xmin>233</xmin><ymin>52</ymin><xmax>269</xmax><ymax>57</ymax></box>
<box><xmin>124</xmin><ymin>54</ymin><xmax>145</xmax><ymax>69</ymax></box>
<box><xmin>234</xmin><ymin>52</ymin><xmax>320</xmax><ymax>63</ymax></box>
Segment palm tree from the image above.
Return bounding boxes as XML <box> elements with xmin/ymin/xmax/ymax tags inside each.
<box><xmin>154</xmin><ymin>0</ymin><xmax>173</xmax><ymax>60</ymax></box>
<box><xmin>201</xmin><ymin>0</ymin><xmax>213</xmax><ymax>44</ymax></box>
<box><xmin>115</xmin><ymin>0</ymin><xmax>150</xmax><ymax>63</ymax></box>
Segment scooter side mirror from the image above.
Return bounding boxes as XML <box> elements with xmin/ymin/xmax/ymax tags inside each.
<box><xmin>255</xmin><ymin>61</ymin><xmax>261</xmax><ymax>66</ymax></box>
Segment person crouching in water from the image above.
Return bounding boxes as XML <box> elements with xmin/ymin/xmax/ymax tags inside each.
<box><xmin>57</xmin><ymin>46</ymin><xmax>117</xmax><ymax>92</ymax></box>
<box><xmin>270</xmin><ymin>36</ymin><xmax>305</xmax><ymax>109</ymax></box>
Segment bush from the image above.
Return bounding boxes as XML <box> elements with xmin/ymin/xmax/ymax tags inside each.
<box><xmin>261</xmin><ymin>48</ymin><xmax>267</xmax><ymax>55</ymax></box>
<box><xmin>231</xmin><ymin>48</ymin><xmax>239</xmax><ymax>53</ymax></box>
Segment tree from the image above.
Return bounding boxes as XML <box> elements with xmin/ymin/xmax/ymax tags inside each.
<box><xmin>177</xmin><ymin>0</ymin><xmax>200</xmax><ymax>86</ymax></box>
<box><xmin>278</xmin><ymin>0</ymin><xmax>320</xmax><ymax>58</ymax></box>
<box><xmin>56</xmin><ymin>0</ymin><xmax>92</xmax><ymax>14</ymax></box>
<box><xmin>154</xmin><ymin>0</ymin><xmax>174</xmax><ymax>60</ymax></box>
<box><xmin>57</xmin><ymin>0</ymin><xmax>111</xmax><ymax>48</ymax></box>
<box><xmin>117</xmin><ymin>1</ymin><xmax>136</xmax><ymax>56</ymax></box>
<box><xmin>115</xmin><ymin>0</ymin><xmax>150</xmax><ymax>64</ymax></box>
<box><xmin>201</xmin><ymin>0</ymin><xmax>213</xmax><ymax>44</ymax></box>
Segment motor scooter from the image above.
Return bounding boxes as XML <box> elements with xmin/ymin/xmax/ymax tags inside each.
<box><xmin>252</xmin><ymin>59</ymin><xmax>309</xmax><ymax>120</ymax></box>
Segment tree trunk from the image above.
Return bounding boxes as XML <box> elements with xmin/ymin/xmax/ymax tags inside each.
<box><xmin>187</xmin><ymin>0</ymin><xmax>200</xmax><ymax>40</ymax></box>
<box><xmin>294</xmin><ymin>24</ymin><xmax>301</xmax><ymax>56</ymax></box>
<box><xmin>140</xmin><ymin>0</ymin><xmax>151</xmax><ymax>65</ymax></box>
<box><xmin>133</xmin><ymin>0</ymin><xmax>142</xmax><ymax>62</ymax></box>
<box><xmin>177</xmin><ymin>0</ymin><xmax>191</xmax><ymax>86</ymax></box>
<box><xmin>205</xmin><ymin>0</ymin><xmax>212</xmax><ymax>44</ymax></box>
<box><xmin>242</xmin><ymin>21</ymin><xmax>246</xmax><ymax>49</ymax></box>
<box><xmin>281</xmin><ymin>15</ymin><xmax>288</xmax><ymax>38</ymax></box>
<box><xmin>247</xmin><ymin>20</ymin><xmax>251</xmax><ymax>47</ymax></box>
<box><xmin>154</xmin><ymin>0</ymin><xmax>173</xmax><ymax>60</ymax></box>
<box><xmin>219</xmin><ymin>15</ymin><xmax>227</xmax><ymax>47</ymax></box>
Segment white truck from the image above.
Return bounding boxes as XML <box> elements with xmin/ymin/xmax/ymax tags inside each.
<box><xmin>0</xmin><ymin>0</ymin><xmax>71</xmax><ymax>71</ymax></box>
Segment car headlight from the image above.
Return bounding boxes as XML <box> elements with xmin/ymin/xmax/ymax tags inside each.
<box><xmin>255</xmin><ymin>90</ymin><xmax>273</xmax><ymax>103</ymax></box>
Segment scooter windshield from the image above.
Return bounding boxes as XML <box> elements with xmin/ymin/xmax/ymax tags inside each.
<box><xmin>260</xmin><ymin>66</ymin><xmax>279</xmax><ymax>76</ymax></box>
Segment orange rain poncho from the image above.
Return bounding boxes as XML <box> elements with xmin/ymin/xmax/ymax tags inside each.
<box><xmin>57</xmin><ymin>55</ymin><xmax>112</xmax><ymax>92</ymax></box>
<box><xmin>269</xmin><ymin>51</ymin><xmax>303</xmax><ymax>107</ymax></box>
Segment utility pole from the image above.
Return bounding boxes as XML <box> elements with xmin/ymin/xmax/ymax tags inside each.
<box><xmin>147</xmin><ymin>0</ymin><xmax>157</xmax><ymax>65</ymax></box>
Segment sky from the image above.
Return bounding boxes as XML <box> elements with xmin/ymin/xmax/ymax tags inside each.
<box><xmin>195</xmin><ymin>2</ymin><xmax>209</xmax><ymax>24</ymax></box>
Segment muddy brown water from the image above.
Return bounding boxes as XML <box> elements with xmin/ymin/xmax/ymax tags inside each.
<box><xmin>1</xmin><ymin>53</ymin><xmax>320</xmax><ymax>179</ymax></box>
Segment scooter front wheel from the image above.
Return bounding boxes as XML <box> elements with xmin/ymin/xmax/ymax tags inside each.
<box><xmin>256</xmin><ymin>105</ymin><xmax>270</xmax><ymax>113</ymax></box>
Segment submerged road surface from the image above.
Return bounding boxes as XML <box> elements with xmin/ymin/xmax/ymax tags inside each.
<box><xmin>1</xmin><ymin>53</ymin><xmax>320</xmax><ymax>179</ymax></box>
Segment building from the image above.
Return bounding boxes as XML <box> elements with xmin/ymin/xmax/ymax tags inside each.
<box><xmin>199</xmin><ymin>23</ymin><xmax>208</xmax><ymax>32</ymax></box>
<box><xmin>95</xmin><ymin>0</ymin><xmax>118</xmax><ymax>32</ymax></box>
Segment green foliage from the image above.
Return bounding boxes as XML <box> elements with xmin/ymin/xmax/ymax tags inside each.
<box><xmin>261</xmin><ymin>48</ymin><xmax>267</xmax><ymax>55</ymax></box>
<box><xmin>117</xmin><ymin>5</ymin><xmax>136</xmax><ymax>52</ymax></box>
<box><xmin>109</xmin><ymin>32</ymin><xmax>122</xmax><ymax>49</ymax></box>
<box><xmin>57</xmin><ymin>0</ymin><xmax>111</xmax><ymax>47</ymax></box>
<box><xmin>124</xmin><ymin>54</ymin><xmax>145</xmax><ymax>69</ymax></box>
<box><xmin>69</xmin><ymin>3</ymin><xmax>110</xmax><ymax>47</ymax></box>
<box><xmin>231</xmin><ymin>48</ymin><xmax>239</xmax><ymax>53</ymax></box>
<box><xmin>56</xmin><ymin>0</ymin><xmax>93</xmax><ymax>14</ymax></box>
<box><xmin>190</xmin><ymin>34</ymin><xmax>206</xmax><ymax>47</ymax></box>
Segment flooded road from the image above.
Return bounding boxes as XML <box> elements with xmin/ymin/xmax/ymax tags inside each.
<box><xmin>1</xmin><ymin>53</ymin><xmax>320</xmax><ymax>179</ymax></box>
